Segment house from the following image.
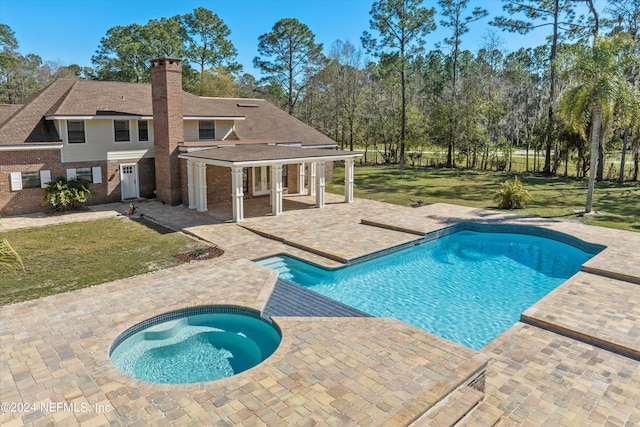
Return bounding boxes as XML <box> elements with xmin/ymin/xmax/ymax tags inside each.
<box><xmin>0</xmin><ymin>58</ymin><xmax>360</xmax><ymax>221</ymax></box>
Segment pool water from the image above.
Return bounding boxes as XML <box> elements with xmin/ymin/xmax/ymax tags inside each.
<box><xmin>110</xmin><ymin>310</ymin><xmax>281</xmax><ymax>384</ymax></box>
<box><xmin>257</xmin><ymin>230</ymin><xmax>597</xmax><ymax>350</ymax></box>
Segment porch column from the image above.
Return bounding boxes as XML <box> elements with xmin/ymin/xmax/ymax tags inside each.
<box><xmin>344</xmin><ymin>158</ymin><xmax>354</xmax><ymax>203</ymax></box>
<box><xmin>299</xmin><ymin>163</ymin><xmax>306</xmax><ymax>195</ymax></box>
<box><xmin>231</xmin><ymin>166</ymin><xmax>244</xmax><ymax>222</ymax></box>
<box><xmin>187</xmin><ymin>161</ymin><xmax>196</xmax><ymax>209</ymax></box>
<box><xmin>309</xmin><ymin>162</ymin><xmax>316</xmax><ymax>196</ymax></box>
<box><xmin>196</xmin><ymin>163</ymin><xmax>207</xmax><ymax>212</ymax></box>
<box><xmin>271</xmin><ymin>164</ymin><xmax>283</xmax><ymax>216</ymax></box>
<box><xmin>315</xmin><ymin>161</ymin><xmax>325</xmax><ymax>208</ymax></box>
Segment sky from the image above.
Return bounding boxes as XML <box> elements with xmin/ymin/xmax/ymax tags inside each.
<box><xmin>1</xmin><ymin>0</ymin><xmax>599</xmax><ymax>77</ymax></box>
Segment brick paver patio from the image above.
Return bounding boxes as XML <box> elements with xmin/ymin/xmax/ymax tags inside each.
<box><xmin>2</xmin><ymin>196</ymin><xmax>640</xmax><ymax>426</ymax></box>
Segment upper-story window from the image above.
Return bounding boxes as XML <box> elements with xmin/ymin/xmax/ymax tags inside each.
<box><xmin>199</xmin><ymin>120</ymin><xmax>215</xmax><ymax>140</ymax></box>
<box><xmin>114</xmin><ymin>120</ymin><xmax>130</xmax><ymax>142</ymax></box>
<box><xmin>138</xmin><ymin>120</ymin><xmax>149</xmax><ymax>142</ymax></box>
<box><xmin>67</xmin><ymin>120</ymin><xmax>85</xmax><ymax>143</ymax></box>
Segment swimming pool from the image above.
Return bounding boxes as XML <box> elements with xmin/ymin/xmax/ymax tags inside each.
<box><xmin>257</xmin><ymin>225</ymin><xmax>602</xmax><ymax>350</ymax></box>
<box><xmin>110</xmin><ymin>306</ymin><xmax>281</xmax><ymax>384</ymax></box>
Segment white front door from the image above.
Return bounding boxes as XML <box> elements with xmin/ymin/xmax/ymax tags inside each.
<box><xmin>252</xmin><ymin>166</ymin><xmax>271</xmax><ymax>196</ymax></box>
<box><xmin>120</xmin><ymin>163</ymin><xmax>139</xmax><ymax>199</ymax></box>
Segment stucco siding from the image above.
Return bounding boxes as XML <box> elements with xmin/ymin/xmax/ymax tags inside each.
<box><xmin>184</xmin><ymin>120</ymin><xmax>234</xmax><ymax>142</ymax></box>
<box><xmin>61</xmin><ymin>119</ymin><xmax>155</xmax><ymax>163</ymax></box>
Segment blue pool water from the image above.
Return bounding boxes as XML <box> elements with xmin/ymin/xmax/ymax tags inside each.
<box><xmin>110</xmin><ymin>309</ymin><xmax>281</xmax><ymax>384</ymax></box>
<box><xmin>257</xmin><ymin>229</ymin><xmax>598</xmax><ymax>350</ymax></box>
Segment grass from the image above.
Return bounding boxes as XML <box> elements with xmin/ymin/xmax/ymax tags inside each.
<box><xmin>327</xmin><ymin>164</ymin><xmax>640</xmax><ymax>232</ymax></box>
<box><xmin>0</xmin><ymin>217</ymin><xmax>206</xmax><ymax>306</ymax></box>
<box><xmin>358</xmin><ymin>146</ymin><xmax>638</xmax><ymax>181</ymax></box>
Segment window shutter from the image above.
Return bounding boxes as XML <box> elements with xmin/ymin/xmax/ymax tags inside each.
<box><xmin>10</xmin><ymin>172</ymin><xmax>23</xmax><ymax>191</ymax></box>
<box><xmin>92</xmin><ymin>166</ymin><xmax>102</xmax><ymax>183</ymax></box>
<box><xmin>40</xmin><ymin>170</ymin><xmax>51</xmax><ymax>187</ymax></box>
<box><xmin>66</xmin><ymin>168</ymin><xmax>77</xmax><ymax>180</ymax></box>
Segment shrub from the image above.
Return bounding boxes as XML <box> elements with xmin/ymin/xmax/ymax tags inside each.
<box><xmin>42</xmin><ymin>177</ymin><xmax>94</xmax><ymax>211</ymax></box>
<box><xmin>493</xmin><ymin>176</ymin><xmax>531</xmax><ymax>209</ymax></box>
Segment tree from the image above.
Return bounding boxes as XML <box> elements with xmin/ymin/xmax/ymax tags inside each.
<box><xmin>182</xmin><ymin>7</ymin><xmax>240</xmax><ymax>95</ymax></box>
<box><xmin>254</xmin><ymin>18</ymin><xmax>326</xmax><ymax>115</ymax></box>
<box><xmin>438</xmin><ymin>0</ymin><xmax>488</xmax><ymax>168</ymax></box>
<box><xmin>604</xmin><ymin>0</ymin><xmax>640</xmax><ymax>183</ymax></box>
<box><xmin>327</xmin><ymin>40</ymin><xmax>366</xmax><ymax>151</ymax></box>
<box><xmin>92</xmin><ymin>17</ymin><xmax>193</xmax><ymax>84</ymax></box>
<box><xmin>198</xmin><ymin>68</ymin><xmax>239</xmax><ymax>97</ymax></box>
<box><xmin>362</xmin><ymin>0</ymin><xmax>436</xmax><ymax>167</ymax></box>
<box><xmin>0</xmin><ymin>23</ymin><xmax>18</xmax><ymax>52</ymax></box>
<box><xmin>558</xmin><ymin>34</ymin><xmax>640</xmax><ymax>213</ymax></box>
<box><xmin>491</xmin><ymin>0</ymin><xmax>580</xmax><ymax>175</ymax></box>
<box><xmin>92</xmin><ymin>24</ymin><xmax>154</xmax><ymax>83</ymax></box>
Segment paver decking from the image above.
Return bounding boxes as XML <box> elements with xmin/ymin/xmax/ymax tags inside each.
<box><xmin>522</xmin><ymin>272</ymin><xmax>640</xmax><ymax>361</ymax></box>
<box><xmin>2</xmin><ymin>197</ymin><xmax>640</xmax><ymax>425</ymax></box>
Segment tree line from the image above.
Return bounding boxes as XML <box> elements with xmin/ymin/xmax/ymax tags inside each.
<box><xmin>2</xmin><ymin>1</ymin><xmax>640</xmax><ymax>197</ymax></box>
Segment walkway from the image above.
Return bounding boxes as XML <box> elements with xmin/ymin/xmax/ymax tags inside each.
<box><xmin>1</xmin><ymin>197</ymin><xmax>640</xmax><ymax>426</ymax></box>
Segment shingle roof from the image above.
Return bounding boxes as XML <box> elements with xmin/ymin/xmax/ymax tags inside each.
<box><xmin>181</xmin><ymin>144</ymin><xmax>359</xmax><ymax>165</ymax></box>
<box><xmin>209</xmin><ymin>98</ymin><xmax>337</xmax><ymax>147</ymax></box>
<box><xmin>0</xmin><ymin>79</ymin><xmax>74</xmax><ymax>145</ymax></box>
<box><xmin>0</xmin><ymin>104</ymin><xmax>22</xmax><ymax>126</ymax></box>
<box><xmin>47</xmin><ymin>80</ymin><xmax>241</xmax><ymax>118</ymax></box>
<box><xmin>0</xmin><ymin>79</ymin><xmax>338</xmax><ymax>148</ymax></box>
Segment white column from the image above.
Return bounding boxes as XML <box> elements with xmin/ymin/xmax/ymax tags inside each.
<box><xmin>231</xmin><ymin>166</ymin><xmax>244</xmax><ymax>222</ymax></box>
<box><xmin>309</xmin><ymin>161</ymin><xmax>316</xmax><ymax>196</ymax></box>
<box><xmin>187</xmin><ymin>161</ymin><xmax>196</xmax><ymax>209</ymax></box>
<box><xmin>271</xmin><ymin>164</ymin><xmax>283</xmax><ymax>216</ymax></box>
<box><xmin>299</xmin><ymin>163</ymin><xmax>306</xmax><ymax>195</ymax></box>
<box><xmin>315</xmin><ymin>161</ymin><xmax>325</xmax><ymax>208</ymax></box>
<box><xmin>344</xmin><ymin>158</ymin><xmax>354</xmax><ymax>203</ymax></box>
<box><xmin>196</xmin><ymin>163</ymin><xmax>207</xmax><ymax>212</ymax></box>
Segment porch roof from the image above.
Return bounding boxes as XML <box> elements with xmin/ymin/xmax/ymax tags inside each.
<box><xmin>178</xmin><ymin>144</ymin><xmax>361</xmax><ymax>167</ymax></box>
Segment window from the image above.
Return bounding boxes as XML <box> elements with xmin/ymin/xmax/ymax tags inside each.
<box><xmin>67</xmin><ymin>120</ymin><xmax>85</xmax><ymax>143</ymax></box>
<box><xmin>22</xmin><ymin>172</ymin><xmax>41</xmax><ymax>188</ymax></box>
<box><xmin>199</xmin><ymin>120</ymin><xmax>215</xmax><ymax>140</ymax></box>
<box><xmin>138</xmin><ymin>120</ymin><xmax>148</xmax><ymax>141</ymax></box>
<box><xmin>66</xmin><ymin>167</ymin><xmax>103</xmax><ymax>184</ymax></box>
<box><xmin>10</xmin><ymin>171</ymin><xmax>50</xmax><ymax>190</ymax></box>
<box><xmin>114</xmin><ymin>120</ymin><xmax>130</xmax><ymax>142</ymax></box>
<box><xmin>282</xmin><ymin>165</ymin><xmax>288</xmax><ymax>187</ymax></box>
<box><xmin>76</xmin><ymin>167</ymin><xmax>93</xmax><ymax>183</ymax></box>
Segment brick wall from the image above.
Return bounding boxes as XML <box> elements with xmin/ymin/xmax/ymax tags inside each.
<box><xmin>151</xmin><ymin>58</ymin><xmax>183</xmax><ymax>206</ymax></box>
<box><xmin>207</xmin><ymin>165</ymin><xmax>233</xmax><ymax>204</ymax></box>
<box><xmin>1</xmin><ymin>149</ymin><xmax>156</xmax><ymax>216</ymax></box>
<box><xmin>286</xmin><ymin>164</ymin><xmax>299</xmax><ymax>194</ymax></box>
<box><xmin>1</xmin><ymin>149</ymin><xmax>62</xmax><ymax>215</ymax></box>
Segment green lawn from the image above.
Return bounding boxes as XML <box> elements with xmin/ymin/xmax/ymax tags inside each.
<box><xmin>327</xmin><ymin>164</ymin><xmax>640</xmax><ymax>232</ymax></box>
<box><xmin>0</xmin><ymin>217</ymin><xmax>206</xmax><ymax>306</ymax></box>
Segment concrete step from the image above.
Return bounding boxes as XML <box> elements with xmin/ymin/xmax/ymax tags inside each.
<box><xmin>455</xmin><ymin>401</ymin><xmax>504</xmax><ymax>427</ymax></box>
<box><xmin>409</xmin><ymin>385</ymin><xmax>484</xmax><ymax>427</ymax></box>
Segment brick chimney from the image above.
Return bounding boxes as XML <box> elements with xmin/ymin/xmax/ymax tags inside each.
<box><xmin>150</xmin><ymin>57</ymin><xmax>183</xmax><ymax>205</ymax></box>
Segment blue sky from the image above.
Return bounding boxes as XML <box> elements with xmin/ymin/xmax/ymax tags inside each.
<box><xmin>1</xmin><ymin>0</ymin><xmax>597</xmax><ymax>77</ymax></box>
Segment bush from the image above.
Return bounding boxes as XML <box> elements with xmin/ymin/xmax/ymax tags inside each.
<box><xmin>42</xmin><ymin>177</ymin><xmax>94</xmax><ymax>211</ymax></box>
<box><xmin>493</xmin><ymin>176</ymin><xmax>531</xmax><ymax>209</ymax></box>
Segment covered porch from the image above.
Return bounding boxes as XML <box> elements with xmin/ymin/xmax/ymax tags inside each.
<box><xmin>178</xmin><ymin>144</ymin><xmax>361</xmax><ymax>222</ymax></box>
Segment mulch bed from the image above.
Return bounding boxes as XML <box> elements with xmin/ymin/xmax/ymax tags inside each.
<box><xmin>174</xmin><ymin>246</ymin><xmax>224</xmax><ymax>262</ymax></box>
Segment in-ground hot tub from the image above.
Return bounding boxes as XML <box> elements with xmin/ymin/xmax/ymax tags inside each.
<box><xmin>110</xmin><ymin>306</ymin><xmax>281</xmax><ymax>384</ymax></box>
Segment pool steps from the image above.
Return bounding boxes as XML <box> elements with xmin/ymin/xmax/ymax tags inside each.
<box><xmin>409</xmin><ymin>386</ymin><xmax>484</xmax><ymax>426</ymax></box>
